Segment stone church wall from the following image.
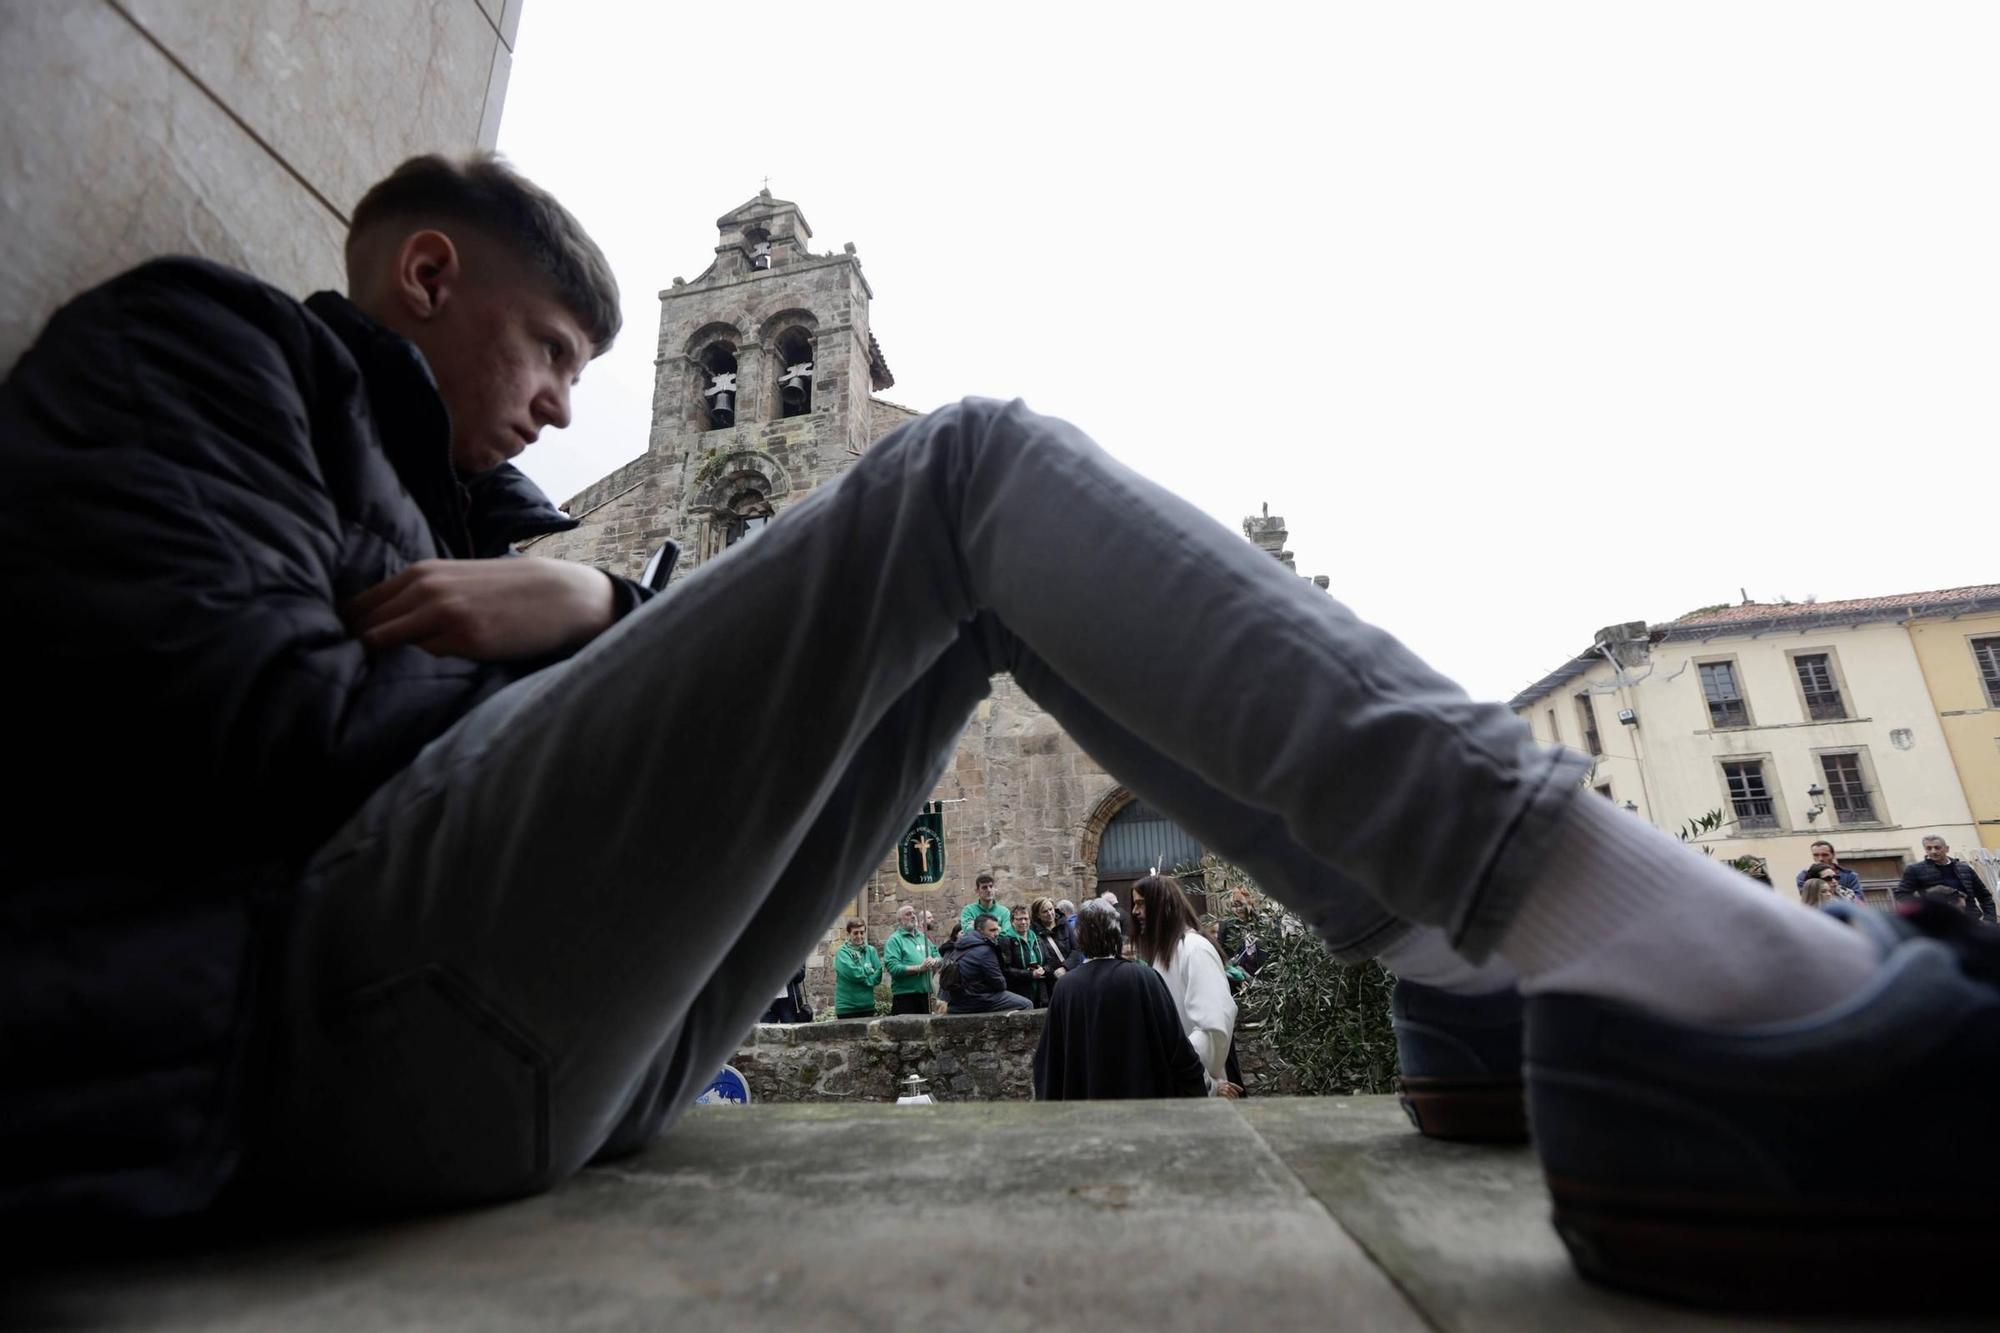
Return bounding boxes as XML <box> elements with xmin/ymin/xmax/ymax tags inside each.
<box><xmin>859</xmin><ymin>675</ymin><xmax>1116</xmax><ymax>939</ymax></box>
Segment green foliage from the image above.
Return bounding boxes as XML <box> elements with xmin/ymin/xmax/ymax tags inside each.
<box><xmin>1673</xmin><ymin>808</ymin><xmax>1765</xmax><ymax>877</ymax></box>
<box><xmin>1674</xmin><ymin>808</ymin><xmax>1731</xmax><ymax>844</ymax></box>
<box><xmin>1188</xmin><ymin>857</ymin><xmax>1400</xmax><ymax>1096</ymax></box>
<box><xmin>692</xmin><ymin>447</ymin><xmax>730</xmax><ymax>487</ymax></box>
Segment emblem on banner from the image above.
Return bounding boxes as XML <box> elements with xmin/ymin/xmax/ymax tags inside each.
<box><xmin>898</xmin><ymin>800</ymin><xmax>946</xmax><ymax>886</ymax></box>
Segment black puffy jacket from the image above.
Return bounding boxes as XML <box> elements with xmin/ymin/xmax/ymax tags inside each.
<box><xmin>944</xmin><ymin>934</ymin><xmax>1015</xmax><ymax>1013</ymax></box>
<box><xmin>1896</xmin><ymin>857</ymin><xmax>1996</xmax><ymax>921</ymax></box>
<box><xmin>0</xmin><ymin>258</ymin><xmax>642</xmax><ymax>1222</ymax></box>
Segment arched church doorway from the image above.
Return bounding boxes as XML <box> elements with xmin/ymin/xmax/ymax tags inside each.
<box><xmin>1092</xmin><ymin>796</ymin><xmax>1209</xmax><ymax>922</ymax></box>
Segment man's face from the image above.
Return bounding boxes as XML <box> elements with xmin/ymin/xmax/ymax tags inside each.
<box><xmin>1011</xmin><ymin>911</ymin><xmax>1029</xmax><ymax>935</ymax></box>
<box><xmin>416</xmin><ymin>252</ymin><xmax>590</xmax><ymax>475</ymax></box>
<box><xmin>897</xmin><ymin>907</ymin><xmax>916</xmax><ymax>931</ymax></box>
<box><xmin>978</xmin><ymin>917</ymin><xmax>1000</xmax><ymax>941</ymax></box>
<box><xmin>847</xmin><ymin>924</ymin><xmax>867</xmax><ymax>948</ymax></box>
<box><xmin>1925</xmin><ymin>839</ymin><xmax>1950</xmax><ymax>864</ymax></box>
<box><xmin>977</xmin><ymin>880</ymin><xmax>995</xmax><ymax>904</ymax></box>
<box><xmin>1812</xmin><ymin>845</ymin><xmax>1836</xmax><ymax>866</ymax></box>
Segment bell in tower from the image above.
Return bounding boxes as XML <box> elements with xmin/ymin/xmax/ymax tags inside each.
<box><xmin>775</xmin><ymin>326</ymin><xmax>813</xmax><ymax>418</ymax></box>
<box><xmin>699</xmin><ymin>342</ymin><xmax>738</xmax><ymax>430</ymax></box>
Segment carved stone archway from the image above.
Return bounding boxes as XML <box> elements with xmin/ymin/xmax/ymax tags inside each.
<box><xmin>1074</xmin><ymin>784</ymin><xmax>1135</xmax><ymax>896</ymax></box>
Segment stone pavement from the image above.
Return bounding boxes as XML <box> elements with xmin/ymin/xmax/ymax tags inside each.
<box><xmin>5</xmin><ymin>1098</ymin><xmax>1977</xmax><ymax>1331</ymax></box>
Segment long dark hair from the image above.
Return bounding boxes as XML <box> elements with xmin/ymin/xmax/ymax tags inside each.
<box><xmin>1132</xmin><ymin>874</ymin><xmax>1202</xmax><ymax>973</ymax></box>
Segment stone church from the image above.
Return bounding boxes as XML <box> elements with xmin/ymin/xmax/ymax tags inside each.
<box><xmin>526</xmin><ymin>191</ymin><xmax>1324</xmax><ymax>1003</ymax></box>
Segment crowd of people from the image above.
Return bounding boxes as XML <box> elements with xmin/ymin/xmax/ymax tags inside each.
<box><xmin>1789</xmin><ymin>836</ymin><xmax>1995</xmax><ymax>920</ymax></box>
<box><xmin>806</xmin><ymin>870</ymin><xmax>1266</xmax><ymax>1101</ymax></box>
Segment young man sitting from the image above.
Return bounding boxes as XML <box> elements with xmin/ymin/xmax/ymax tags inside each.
<box><xmin>3</xmin><ymin>152</ymin><xmax>1992</xmax><ymax>1311</ymax></box>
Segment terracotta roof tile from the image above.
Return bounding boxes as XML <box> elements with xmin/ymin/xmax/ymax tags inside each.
<box><xmin>1671</xmin><ymin>584</ymin><xmax>2000</xmax><ymax>628</ymax></box>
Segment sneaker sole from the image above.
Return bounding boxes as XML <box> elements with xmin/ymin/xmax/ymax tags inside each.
<box><xmin>1396</xmin><ymin>1075</ymin><xmax>1528</xmax><ymax>1143</ymax></box>
<box><xmin>1547</xmin><ymin>1175</ymin><xmax>1998</xmax><ymax>1312</ymax></box>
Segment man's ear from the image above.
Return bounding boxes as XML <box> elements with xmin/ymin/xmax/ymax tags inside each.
<box><xmin>391</xmin><ymin>229</ymin><xmax>461</xmax><ymax>322</ymax></box>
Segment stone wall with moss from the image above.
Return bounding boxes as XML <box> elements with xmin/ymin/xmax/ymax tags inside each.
<box><xmin>730</xmin><ymin>1011</ymin><xmax>1301</xmax><ymax>1103</ymax></box>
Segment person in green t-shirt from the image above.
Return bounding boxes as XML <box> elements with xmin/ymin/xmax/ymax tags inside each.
<box><xmin>957</xmin><ymin>872</ymin><xmax>1002</xmax><ymax>935</ymax></box>
<box><xmin>882</xmin><ymin>902</ymin><xmax>942</xmax><ymax>1015</ymax></box>
<box><xmin>831</xmin><ymin>917</ymin><xmax>885</xmax><ymax>1019</ymax></box>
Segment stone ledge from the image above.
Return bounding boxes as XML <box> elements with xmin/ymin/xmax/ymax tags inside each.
<box><xmin>2</xmin><ymin>1099</ymin><xmax>1893</xmax><ymax>1332</ymax></box>
<box><xmin>735</xmin><ymin>1009</ymin><xmax>1301</xmax><ymax>1102</ymax></box>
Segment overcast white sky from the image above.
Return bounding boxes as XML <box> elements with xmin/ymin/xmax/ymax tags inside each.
<box><xmin>497</xmin><ymin>2</ymin><xmax>1992</xmax><ymax>703</ymax></box>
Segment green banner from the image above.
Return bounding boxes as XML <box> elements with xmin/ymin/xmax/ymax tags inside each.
<box><xmin>898</xmin><ymin>801</ymin><xmax>945</xmax><ymax>886</ymax></box>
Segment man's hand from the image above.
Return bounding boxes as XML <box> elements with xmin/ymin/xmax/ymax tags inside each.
<box><xmin>346</xmin><ymin>557</ymin><xmax>617</xmax><ymax>661</ymax></box>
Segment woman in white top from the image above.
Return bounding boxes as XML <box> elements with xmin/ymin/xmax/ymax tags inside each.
<box><xmin>1130</xmin><ymin>874</ymin><xmax>1242</xmax><ymax>1097</ymax></box>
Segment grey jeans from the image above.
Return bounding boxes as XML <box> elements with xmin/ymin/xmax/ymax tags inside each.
<box><xmin>258</xmin><ymin>398</ymin><xmax>1585</xmax><ymax>1207</ymax></box>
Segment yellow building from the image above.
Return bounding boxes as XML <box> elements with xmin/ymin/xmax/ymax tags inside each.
<box><xmin>1906</xmin><ymin>602</ymin><xmax>2000</xmax><ymax>877</ymax></box>
<box><xmin>1511</xmin><ymin>585</ymin><xmax>2000</xmax><ymax>901</ymax></box>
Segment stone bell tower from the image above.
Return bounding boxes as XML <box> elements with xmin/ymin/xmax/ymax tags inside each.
<box><xmin>530</xmin><ymin>188</ymin><xmax>897</xmax><ymax>580</ymax></box>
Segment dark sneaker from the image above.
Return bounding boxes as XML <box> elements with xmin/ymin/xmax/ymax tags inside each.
<box><xmin>1526</xmin><ymin>900</ymin><xmax>2000</xmax><ymax>1311</ymax></box>
<box><xmin>1391</xmin><ymin>979</ymin><xmax>1528</xmax><ymax>1142</ymax></box>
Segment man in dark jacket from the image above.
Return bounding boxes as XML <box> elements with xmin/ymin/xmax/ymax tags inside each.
<box><xmin>945</xmin><ymin>915</ymin><xmax>1033</xmax><ymax>1014</ymax></box>
<box><xmin>1</xmin><ymin>153</ymin><xmax>652</xmax><ymax>1223</ymax></box>
<box><xmin>1897</xmin><ymin>837</ymin><xmax>1997</xmax><ymax>921</ymax></box>
<box><xmin>1795</xmin><ymin>840</ymin><xmax>1862</xmax><ymax>906</ymax></box>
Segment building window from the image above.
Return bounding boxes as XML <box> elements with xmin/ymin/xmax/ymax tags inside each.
<box><xmin>1721</xmin><ymin>760</ymin><xmax>1777</xmax><ymax>830</ymax></box>
<box><xmin>723</xmin><ymin>487</ymin><xmax>773</xmax><ymax>547</ymax></box>
<box><xmin>1594</xmin><ymin>783</ymin><xmax>1614</xmax><ymax>801</ymax></box>
<box><xmin>1793</xmin><ymin>653</ymin><xmax>1846</xmax><ymax>721</ymax></box>
<box><xmin>1975</xmin><ymin>636</ymin><xmax>2000</xmax><ymax>707</ymax></box>
<box><xmin>1819</xmin><ymin>752</ymin><xmax>1876</xmax><ymax>823</ymax></box>
<box><xmin>1545</xmin><ymin>708</ymin><xmax>1561</xmax><ymax>745</ymax></box>
<box><xmin>1574</xmin><ymin>693</ymin><xmax>1603</xmax><ymax>756</ymax></box>
<box><xmin>1699</xmin><ymin>661</ymin><xmax>1750</xmax><ymax>729</ymax></box>
<box><xmin>774</xmin><ymin>327</ymin><xmax>814</xmax><ymax>418</ymax></box>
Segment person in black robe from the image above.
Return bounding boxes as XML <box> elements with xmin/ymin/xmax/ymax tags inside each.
<box><xmin>1033</xmin><ymin>900</ymin><xmax>1212</xmax><ymax>1100</ymax></box>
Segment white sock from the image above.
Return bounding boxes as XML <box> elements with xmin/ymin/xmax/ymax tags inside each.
<box><xmin>1498</xmin><ymin>793</ymin><xmax>1879</xmax><ymax>1026</ymax></box>
<box><xmin>1377</xmin><ymin>924</ymin><xmax>1518</xmax><ymax>994</ymax></box>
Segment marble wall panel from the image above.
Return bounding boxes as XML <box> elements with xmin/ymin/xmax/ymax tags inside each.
<box><xmin>0</xmin><ymin>1</ymin><xmax>346</xmax><ymax>365</ymax></box>
<box><xmin>477</xmin><ymin>33</ymin><xmax>513</xmax><ymax>150</ymax></box>
<box><xmin>121</xmin><ymin>0</ymin><xmax>502</xmax><ymax>218</ymax></box>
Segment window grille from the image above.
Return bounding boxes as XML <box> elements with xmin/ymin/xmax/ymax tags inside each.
<box><xmin>1976</xmin><ymin>637</ymin><xmax>2000</xmax><ymax>708</ymax></box>
<box><xmin>1819</xmin><ymin>752</ymin><xmax>1876</xmax><ymax>823</ymax></box>
<box><xmin>1722</xmin><ymin>760</ymin><xmax>1776</xmax><ymax>829</ymax></box>
<box><xmin>1794</xmin><ymin>654</ymin><xmax>1846</xmax><ymax>721</ymax></box>
<box><xmin>1700</xmin><ymin>662</ymin><xmax>1749</xmax><ymax>729</ymax></box>
<box><xmin>1575</xmin><ymin>693</ymin><xmax>1603</xmax><ymax>756</ymax></box>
